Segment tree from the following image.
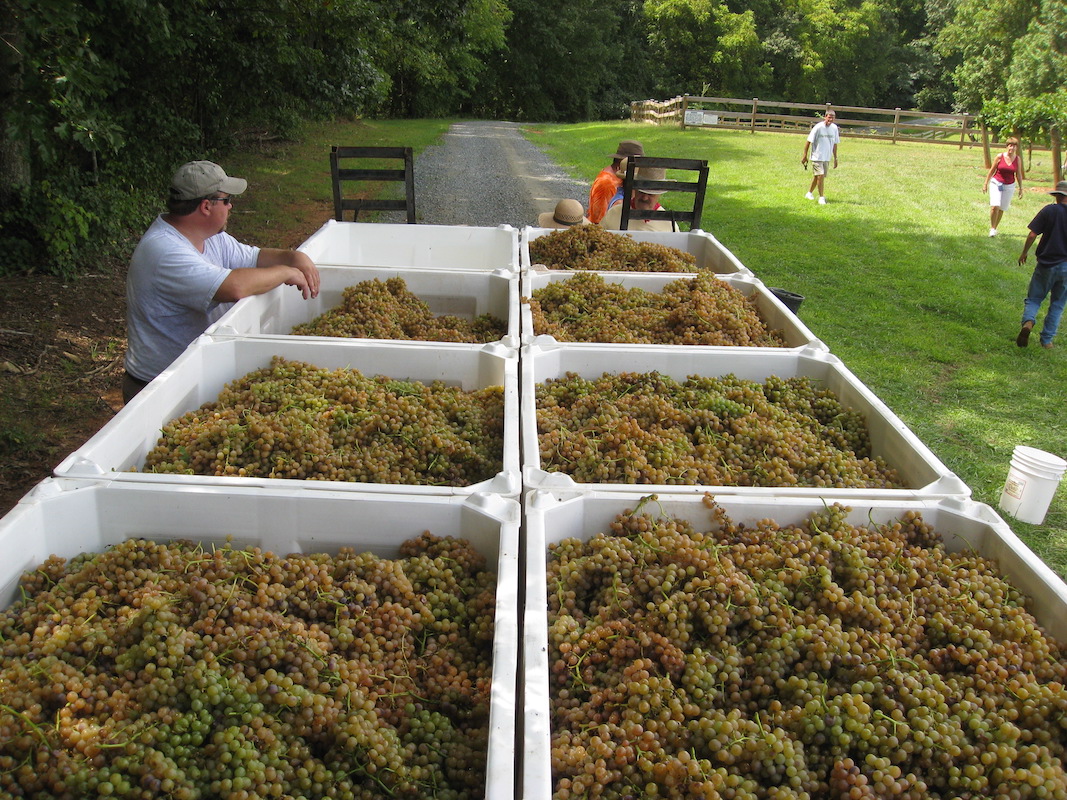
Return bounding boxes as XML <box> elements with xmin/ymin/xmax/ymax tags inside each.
<box><xmin>934</xmin><ymin>0</ymin><xmax>1034</xmax><ymax>112</ymax></box>
<box><xmin>0</xmin><ymin>0</ymin><xmax>392</xmax><ymax>274</ymax></box>
<box><xmin>477</xmin><ymin>0</ymin><xmax>645</xmax><ymax>122</ymax></box>
<box><xmin>644</xmin><ymin>0</ymin><xmax>770</xmax><ymax>98</ymax></box>
<box><xmin>809</xmin><ymin>0</ymin><xmax>902</xmax><ymax>106</ymax></box>
<box><xmin>379</xmin><ymin>0</ymin><xmax>510</xmax><ymax>117</ymax></box>
<box><xmin>909</xmin><ymin>0</ymin><xmax>958</xmax><ymax>112</ymax></box>
<box><xmin>1005</xmin><ymin>0</ymin><xmax>1066</xmax><ymax>102</ymax></box>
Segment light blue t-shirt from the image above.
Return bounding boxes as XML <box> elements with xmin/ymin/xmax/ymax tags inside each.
<box><xmin>807</xmin><ymin>121</ymin><xmax>840</xmax><ymax>162</ymax></box>
<box><xmin>125</xmin><ymin>215</ymin><xmax>259</xmax><ymax>381</ymax></box>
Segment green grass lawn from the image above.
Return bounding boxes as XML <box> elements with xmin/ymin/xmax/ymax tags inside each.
<box><xmin>224</xmin><ymin>118</ymin><xmax>454</xmax><ymax>248</ymax></box>
<box><xmin>527</xmin><ymin>121</ymin><xmax>1067</xmax><ymax>579</ymax></box>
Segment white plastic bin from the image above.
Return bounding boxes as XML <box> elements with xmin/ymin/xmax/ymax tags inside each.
<box><xmin>520</xmin><ymin>490</ymin><xmax>1067</xmax><ymax>800</ymax></box>
<box><xmin>520</xmin><ymin>342</ymin><xmax>969</xmax><ymax>498</ymax></box>
<box><xmin>521</xmin><ymin>226</ymin><xmax>754</xmax><ymax>276</ymax></box>
<box><xmin>0</xmin><ymin>479</ymin><xmax>519</xmax><ymax>800</ymax></box>
<box><xmin>299</xmin><ymin>220</ymin><xmax>520</xmax><ymax>271</ymax></box>
<box><xmin>207</xmin><ymin>265</ymin><xmax>520</xmax><ymax>347</ymax></box>
<box><xmin>55</xmin><ymin>337</ymin><xmax>520</xmax><ymax>496</ymax></box>
<box><xmin>521</xmin><ymin>270</ymin><xmax>824</xmax><ymax>350</ymax></box>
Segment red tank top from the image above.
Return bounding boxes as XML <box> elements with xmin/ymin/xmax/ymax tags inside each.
<box><xmin>994</xmin><ymin>154</ymin><xmax>1018</xmax><ymax>185</ymax></box>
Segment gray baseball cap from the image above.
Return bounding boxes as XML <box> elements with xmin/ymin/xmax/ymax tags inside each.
<box><xmin>170</xmin><ymin>161</ymin><xmax>248</xmax><ymax>200</ymax></box>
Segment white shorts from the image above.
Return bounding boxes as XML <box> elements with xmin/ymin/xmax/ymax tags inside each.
<box><xmin>990</xmin><ymin>180</ymin><xmax>1015</xmax><ymax>210</ymax></box>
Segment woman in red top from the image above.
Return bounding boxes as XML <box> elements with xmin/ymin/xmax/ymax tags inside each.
<box><xmin>983</xmin><ymin>137</ymin><xmax>1024</xmax><ymax>237</ymax></box>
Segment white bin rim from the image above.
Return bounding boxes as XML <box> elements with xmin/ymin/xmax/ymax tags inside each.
<box><xmin>1014</xmin><ymin>445</ymin><xmax>1067</xmax><ymax>474</ymax></box>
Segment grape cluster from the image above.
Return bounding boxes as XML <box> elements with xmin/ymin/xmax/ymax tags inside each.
<box><xmin>537</xmin><ymin>371</ymin><xmax>902</xmax><ymax>488</ymax></box>
<box><xmin>292</xmin><ymin>277</ymin><xmax>507</xmax><ymax>343</ymax></box>
<box><xmin>140</xmin><ymin>356</ymin><xmax>504</xmax><ymax>486</ymax></box>
<box><xmin>528</xmin><ymin>272</ymin><xmax>787</xmax><ymax>346</ymax></box>
<box><xmin>546</xmin><ymin>496</ymin><xmax>1067</xmax><ymax>799</ymax></box>
<box><xmin>529</xmin><ymin>226</ymin><xmax>700</xmax><ymax>272</ymax></box>
<box><xmin>0</xmin><ymin>532</ymin><xmax>497</xmax><ymax>799</ymax></box>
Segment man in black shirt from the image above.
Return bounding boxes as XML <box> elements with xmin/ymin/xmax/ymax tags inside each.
<box><xmin>1016</xmin><ymin>181</ymin><xmax>1067</xmax><ymax>349</ymax></box>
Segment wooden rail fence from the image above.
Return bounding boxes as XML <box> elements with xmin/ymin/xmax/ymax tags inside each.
<box><xmin>631</xmin><ymin>96</ymin><xmax>1060</xmax><ymax>176</ymax></box>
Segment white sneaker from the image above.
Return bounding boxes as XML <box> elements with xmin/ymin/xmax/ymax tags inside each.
<box><xmin>818</xmin><ymin>196</ymin><xmax>826</xmax><ymax>205</ymax></box>
<box><xmin>805</xmin><ymin>192</ymin><xmax>814</xmax><ymax>200</ymax></box>
<box><xmin>989</xmin><ymin>228</ymin><xmax>998</xmax><ymax>237</ymax></box>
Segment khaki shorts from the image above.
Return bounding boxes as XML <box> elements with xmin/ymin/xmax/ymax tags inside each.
<box><xmin>812</xmin><ymin>161</ymin><xmax>829</xmax><ymax>176</ymax></box>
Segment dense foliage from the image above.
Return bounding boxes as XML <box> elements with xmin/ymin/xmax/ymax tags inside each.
<box><xmin>1</xmin><ymin>0</ymin><xmax>1063</xmax><ymax>275</ymax></box>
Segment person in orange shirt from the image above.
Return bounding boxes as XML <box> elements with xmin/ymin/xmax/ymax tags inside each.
<box><xmin>588</xmin><ymin>140</ymin><xmax>643</xmax><ymax>223</ymax></box>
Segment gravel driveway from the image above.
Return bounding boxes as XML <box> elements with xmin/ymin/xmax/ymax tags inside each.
<box><xmin>380</xmin><ymin>120</ymin><xmax>589</xmax><ymax>228</ymax></box>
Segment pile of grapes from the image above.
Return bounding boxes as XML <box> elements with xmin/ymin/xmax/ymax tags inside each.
<box><xmin>292</xmin><ymin>277</ymin><xmax>507</xmax><ymax>343</ymax></box>
<box><xmin>528</xmin><ymin>226</ymin><xmax>700</xmax><ymax>272</ymax></box>
<box><xmin>546</xmin><ymin>497</ymin><xmax>1067</xmax><ymax>799</ymax></box>
<box><xmin>528</xmin><ymin>272</ymin><xmax>787</xmax><ymax>346</ymax></box>
<box><xmin>141</xmin><ymin>356</ymin><xmax>504</xmax><ymax>485</ymax></box>
<box><xmin>537</xmin><ymin>372</ymin><xmax>902</xmax><ymax>487</ymax></box>
<box><xmin>0</xmin><ymin>532</ymin><xmax>497</xmax><ymax>799</ymax></box>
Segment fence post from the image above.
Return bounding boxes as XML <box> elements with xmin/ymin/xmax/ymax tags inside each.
<box><xmin>981</xmin><ymin>122</ymin><xmax>991</xmax><ymax>168</ymax></box>
<box><xmin>1053</xmin><ymin>126</ymin><xmax>1063</xmax><ymax>185</ymax></box>
<box><xmin>750</xmin><ymin>98</ymin><xmax>758</xmax><ymax>134</ymax></box>
<box><xmin>681</xmin><ymin>96</ymin><xmax>690</xmax><ymax>130</ymax></box>
<box><xmin>892</xmin><ymin>109</ymin><xmax>900</xmax><ymax>144</ymax></box>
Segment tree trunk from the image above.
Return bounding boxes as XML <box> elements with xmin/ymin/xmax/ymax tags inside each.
<box><xmin>1053</xmin><ymin>126</ymin><xmax>1063</xmax><ymax>185</ymax></box>
<box><xmin>0</xmin><ymin>1</ymin><xmax>32</xmax><ymax>202</ymax></box>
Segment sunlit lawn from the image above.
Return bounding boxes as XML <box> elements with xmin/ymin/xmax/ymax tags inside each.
<box><xmin>528</xmin><ymin>121</ymin><xmax>1067</xmax><ymax>579</ymax></box>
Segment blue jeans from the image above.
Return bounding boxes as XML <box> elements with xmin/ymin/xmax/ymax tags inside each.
<box><xmin>1023</xmin><ymin>261</ymin><xmax>1067</xmax><ymax>345</ymax></box>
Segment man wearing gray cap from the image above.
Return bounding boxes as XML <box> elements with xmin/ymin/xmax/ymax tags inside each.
<box><xmin>123</xmin><ymin>161</ymin><xmax>321</xmax><ymax>402</ymax></box>
<box><xmin>1016</xmin><ymin>181</ymin><xmax>1067</xmax><ymax>350</ymax></box>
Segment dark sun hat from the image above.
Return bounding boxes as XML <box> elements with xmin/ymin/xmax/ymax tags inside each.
<box><xmin>611</xmin><ymin>140</ymin><xmax>644</xmax><ymax>160</ymax></box>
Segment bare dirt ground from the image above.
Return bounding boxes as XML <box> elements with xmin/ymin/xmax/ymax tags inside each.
<box><xmin>0</xmin><ymin>270</ymin><xmax>129</xmax><ymax>516</ymax></box>
<box><xmin>0</xmin><ymin>120</ymin><xmax>583</xmax><ymax>518</ymax></box>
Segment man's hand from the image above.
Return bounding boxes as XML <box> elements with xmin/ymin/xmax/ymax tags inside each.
<box><xmin>283</xmin><ymin>267</ymin><xmax>313</xmax><ymax>299</ymax></box>
<box><xmin>257</xmin><ymin>248</ymin><xmax>321</xmax><ymax>298</ymax></box>
<box><xmin>289</xmin><ymin>251</ymin><xmax>320</xmax><ymax>298</ymax></box>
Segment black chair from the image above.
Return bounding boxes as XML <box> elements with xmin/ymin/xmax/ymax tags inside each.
<box><xmin>330</xmin><ymin>146</ymin><xmax>416</xmax><ymax>223</ymax></box>
<box><xmin>619</xmin><ymin>156</ymin><xmax>709</xmax><ymax>231</ymax></box>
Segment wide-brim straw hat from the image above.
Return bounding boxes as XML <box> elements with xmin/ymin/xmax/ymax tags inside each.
<box><xmin>611</xmin><ymin>140</ymin><xmax>644</xmax><ymax>159</ymax></box>
<box><xmin>538</xmin><ymin>198</ymin><xmax>591</xmax><ymax>228</ymax></box>
<box><xmin>633</xmin><ymin>166</ymin><xmax>668</xmax><ymax>195</ymax></box>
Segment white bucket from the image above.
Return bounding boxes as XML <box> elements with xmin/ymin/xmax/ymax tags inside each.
<box><xmin>999</xmin><ymin>445</ymin><xmax>1067</xmax><ymax>524</ymax></box>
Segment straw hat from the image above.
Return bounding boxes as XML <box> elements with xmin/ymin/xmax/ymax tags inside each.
<box><xmin>633</xmin><ymin>166</ymin><xmax>668</xmax><ymax>195</ymax></box>
<box><xmin>615</xmin><ymin>157</ymin><xmax>630</xmax><ymax>178</ymax></box>
<box><xmin>611</xmin><ymin>140</ymin><xmax>644</xmax><ymax>159</ymax></box>
<box><xmin>538</xmin><ymin>198</ymin><xmax>591</xmax><ymax>228</ymax></box>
